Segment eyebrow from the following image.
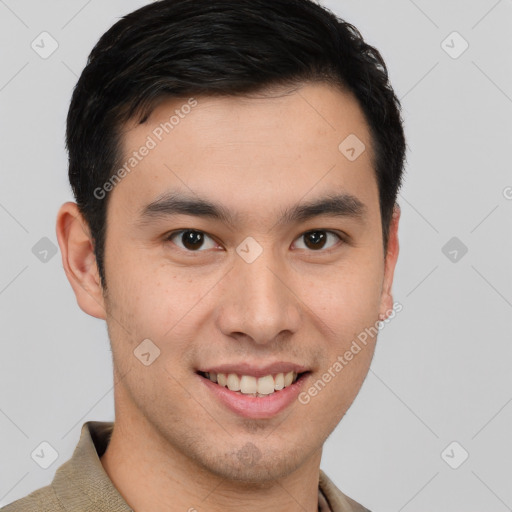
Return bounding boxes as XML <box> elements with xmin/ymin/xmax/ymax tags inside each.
<box><xmin>138</xmin><ymin>190</ymin><xmax>367</xmax><ymax>229</ymax></box>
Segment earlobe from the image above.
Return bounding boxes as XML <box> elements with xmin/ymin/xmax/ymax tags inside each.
<box><xmin>56</xmin><ymin>202</ymin><xmax>107</xmax><ymax>320</ymax></box>
<box><xmin>379</xmin><ymin>204</ymin><xmax>401</xmax><ymax>320</ymax></box>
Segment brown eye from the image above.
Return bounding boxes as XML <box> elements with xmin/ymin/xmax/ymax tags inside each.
<box><xmin>166</xmin><ymin>230</ymin><xmax>217</xmax><ymax>251</ymax></box>
<box><xmin>294</xmin><ymin>230</ymin><xmax>342</xmax><ymax>251</ymax></box>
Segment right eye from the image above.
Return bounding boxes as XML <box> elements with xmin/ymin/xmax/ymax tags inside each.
<box><xmin>165</xmin><ymin>229</ymin><xmax>220</xmax><ymax>252</ymax></box>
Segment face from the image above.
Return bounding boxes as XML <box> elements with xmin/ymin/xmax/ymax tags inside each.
<box><xmin>74</xmin><ymin>82</ymin><xmax>399</xmax><ymax>482</ymax></box>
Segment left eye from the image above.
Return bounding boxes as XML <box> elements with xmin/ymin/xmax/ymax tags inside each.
<box><xmin>293</xmin><ymin>230</ymin><xmax>342</xmax><ymax>251</ymax></box>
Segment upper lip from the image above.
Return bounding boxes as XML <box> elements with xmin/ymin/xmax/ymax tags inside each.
<box><xmin>197</xmin><ymin>362</ymin><xmax>309</xmax><ymax>378</ymax></box>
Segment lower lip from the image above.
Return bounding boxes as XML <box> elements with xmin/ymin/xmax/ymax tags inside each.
<box><xmin>198</xmin><ymin>373</ymin><xmax>310</xmax><ymax>419</ymax></box>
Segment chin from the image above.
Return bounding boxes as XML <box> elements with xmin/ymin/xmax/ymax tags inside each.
<box><xmin>198</xmin><ymin>444</ymin><xmax>307</xmax><ymax>484</ymax></box>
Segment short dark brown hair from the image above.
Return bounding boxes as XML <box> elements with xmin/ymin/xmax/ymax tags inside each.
<box><xmin>66</xmin><ymin>0</ymin><xmax>407</xmax><ymax>287</ymax></box>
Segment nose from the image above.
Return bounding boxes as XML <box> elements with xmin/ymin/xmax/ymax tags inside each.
<box><xmin>216</xmin><ymin>244</ymin><xmax>302</xmax><ymax>346</ymax></box>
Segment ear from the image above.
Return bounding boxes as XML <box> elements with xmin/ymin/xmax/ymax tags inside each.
<box><xmin>379</xmin><ymin>204</ymin><xmax>400</xmax><ymax>320</ymax></box>
<box><xmin>56</xmin><ymin>202</ymin><xmax>107</xmax><ymax>319</ymax></box>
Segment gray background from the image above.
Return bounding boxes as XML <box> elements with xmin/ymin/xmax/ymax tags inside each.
<box><xmin>1</xmin><ymin>1</ymin><xmax>511</xmax><ymax>510</ymax></box>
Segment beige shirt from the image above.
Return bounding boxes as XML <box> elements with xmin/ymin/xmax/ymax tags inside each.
<box><xmin>1</xmin><ymin>421</ymin><xmax>370</xmax><ymax>512</ymax></box>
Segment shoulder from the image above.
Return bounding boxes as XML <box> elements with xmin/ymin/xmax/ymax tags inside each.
<box><xmin>0</xmin><ymin>483</ymin><xmax>65</xmax><ymax>512</ymax></box>
<box><xmin>319</xmin><ymin>469</ymin><xmax>372</xmax><ymax>512</ymax></box>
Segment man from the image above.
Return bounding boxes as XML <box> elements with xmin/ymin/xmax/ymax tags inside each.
<box><xmin>2</xmin><ymin>0</ymin><xmax>405</xmax><ymax>510</ymax></box>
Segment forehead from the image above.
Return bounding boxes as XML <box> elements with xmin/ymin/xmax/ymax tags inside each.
<box><xmin>111</xmin><ymin>82</ymin><xmax>379</xmax><ymax>225</ymax></box>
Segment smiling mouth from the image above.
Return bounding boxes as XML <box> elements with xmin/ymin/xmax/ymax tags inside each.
<box><xmin>197</xmin><ymin>370</ymin><xmax>310</xmax><ymax>397</ymax></box>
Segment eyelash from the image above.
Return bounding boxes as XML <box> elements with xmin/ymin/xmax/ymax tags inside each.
<box><xmin>164</xmin><ymin>229</ymin><xmax>346</xmax><ymax>254</ymax></box>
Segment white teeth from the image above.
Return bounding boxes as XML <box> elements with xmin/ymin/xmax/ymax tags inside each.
<box><xmin>207</xmin><ymin>371</ymin><xmax>299</xmax><ymax>396</ymax></box>
<box><xmin>274</xmin><ymin>373</ymin><xmax>285</xmax><ymax>390</ymax></box>
<box><xmin>227</xmin><ymin>373</ymin><xmax>241</xmax><ymax>391</ymax></box>
<box><xmin>240</xmin><ymin>375</ymin><xmax>257</xmax><ymax>394</ymax></box>
<box><xmin>284</xmin><ymin>371</ymin><xmax>294</xmax><ymax>387</ymax></box>
<box><xmin>257</xmin><ymin>375</ymin><xmax>275</xmax><ymax>395</ymax></box>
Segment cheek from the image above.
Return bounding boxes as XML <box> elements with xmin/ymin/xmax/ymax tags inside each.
<box><xmin>103</xmin><ymin>247</ymin><xmax>161</xmax><ymax>339</ymax></box>
<box><xmin>300</xmin><ymin>255</ymin><xmax>384</xmax><ymax>333</ymax></box>
<box><xmin>105</xmin><ymin>251</ymin><xmax>210</xmax><ymax>349</ymax></box>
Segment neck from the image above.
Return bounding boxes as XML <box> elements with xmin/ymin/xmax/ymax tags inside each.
<box><xmin>100</xmin><ymin>396</ymin><xmax>323</xmax><ymax>512</ymax></box>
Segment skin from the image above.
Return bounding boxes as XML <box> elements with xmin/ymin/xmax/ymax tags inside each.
<box><xmin>56</xmin><ymin>82</ymin><xmax>400</xmax><ymax>512</ymax></box>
